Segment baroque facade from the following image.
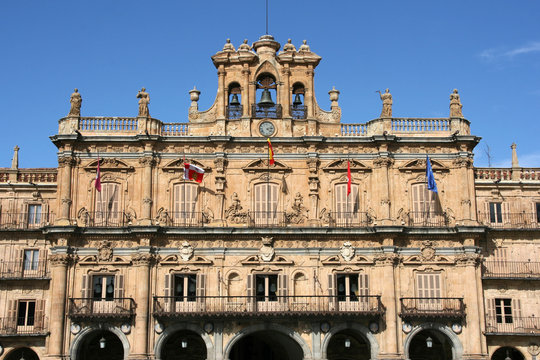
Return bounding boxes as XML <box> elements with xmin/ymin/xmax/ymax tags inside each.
<box><xmin>0</xmin><ymin>35</ymin><xmax>538</xmax><ymax>360</ymax></box>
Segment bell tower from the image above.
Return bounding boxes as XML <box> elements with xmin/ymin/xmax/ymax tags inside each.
<box><xmin>187</xmin><ymin>35</ymin><xmax>342</xmax><ymax>137</ymax></box>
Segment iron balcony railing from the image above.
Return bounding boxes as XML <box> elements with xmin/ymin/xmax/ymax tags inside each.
<box><xmin>155</xmin><ymin>211</ymin><xmax>209</xmax><ymax>227</ymax></box>
<box><xmin>248</xmin><ymin>211</ymin><xmax>287</xmax><ymax>227</ymax></box>
<box><xmin>400</xmin><ymin>297</ymin><xmax>465</xmax><ymax>319</ymax></box>
<box><xmin>251</xmin><ymin>104</ymin><xmax>282</xmax><ymax>119</ymax></box>
<box><xmin>68</xmin><ymin>298</ymin><xmax>136</xmax><ymax>319</ymax></box>
<box><xmin>485</xmin><ymin>316</ymin><xmax>540</xmax><ymax>335</ymax></box>
<box><xmin>327</xmin><ymin>212</ymin><xmax>372</xmax><ymax>227</ymax></box>
<box><xmin>153</xmin><ymin>295</ymin><xmax>383</xmax><ymax>318</ymax></box>
<box><xmin>290</xmin><ymin>105</ymin><xmax>307</xmax><ymax>119</ymax></box>
<box><xmin>483</xmin><ymin>261</ymin><xmax>540</xmax><ymax>280</ymax></box>
<box><xmin>0</xmin><ymin>260</ymin><xmax>49</xmax><ymax>280</ymax></box>
<box><xmin>77</xmin><ymin>211</ymin><xmax>135</xmax><ymax>227</ymax></box>
<box><xmin>477</xmin><ymin>212</ymin><xmax>540</xmax><ymax>229</ymax></box>
<box><xmin>227</xmin><ymin>105</ymin><xmax>243</xmax><ymax>119</ymax></box>
<box><xmin>0</xmin><ymin>212</ymin><xmax>55</xmax><ymax>229</ymax></box>
<box><xmin>0</xmin><ymin>316</ymin><xmax>47</xmax><ymax>336</ymax></box>
<box><xmin>406</xmin><ymin>211</ymin><xmax>449</xmax><ymax>227</ymax></box>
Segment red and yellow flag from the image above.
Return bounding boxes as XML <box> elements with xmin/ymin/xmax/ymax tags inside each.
<box><xmin>267</xmin><ymin>138</ymin><xmax>275</xmax><ymax>165</ymax></box>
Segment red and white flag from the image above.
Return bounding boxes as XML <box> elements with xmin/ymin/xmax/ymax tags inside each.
<box><xmin>184</xmin><ymin>163</ymin><xmax>205</xmax><ymax>183</ymax></box>
<box><xmin>347</xmin><ymin>160</ymin><xmax>352</xmax><ymax>196</ymax></box>
<box><xmin>95</xmin><ymin>157</ymin><xmax>102</xmax><ymax>192</ymax></box>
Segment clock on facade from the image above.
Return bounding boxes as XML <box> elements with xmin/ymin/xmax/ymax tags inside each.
<box><xmin>259</xmin><ymin>121</ymin><xmax>275</xmax><ymax>136</ymax></box>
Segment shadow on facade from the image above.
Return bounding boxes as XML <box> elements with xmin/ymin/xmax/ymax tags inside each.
<box><xmin>229</xmin><ymin>330</ymin><xmax>303</xmax><ymax>360</ymax></box>
<box><xmin>5</xmin><ymin>347</ymin><xmax>39</xmax><ymax>360</ymax></box>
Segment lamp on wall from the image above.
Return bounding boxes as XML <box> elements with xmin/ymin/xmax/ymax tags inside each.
<box><xmin>99</xmin><ymin>336</ymin><xmax>106</xmax><ymax>349</ymax></box>
<box><xmin>19</xmin><ymin>352</ymin><xmax>25</xmax><ymax>360</ymax></box>
<box><xmin>344</xmin><ymin>338</ymin><xmax>351</xmax><ymax>348</ymax></box>
<box><xmin>426</xmin><ymin>337</ymin><xmax>433</xmax><ymax>348</ymax></box>
<box><xmin>505</xmin><ymin>350</ymin><xmax>512</xmax><ymax>360</ymax></box>
<box><xmin>181</xmin><ymin>339</ymin><xmax>188</xmax><ymax>349</ymax></box>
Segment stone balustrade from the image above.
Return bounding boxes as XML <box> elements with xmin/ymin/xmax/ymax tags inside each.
<box><xmin>79</xmin><ymin>117</ymin><xmax>138</xmax><ymax>132</ymax></box>
<box><xmin>475</xmin><ymin>168</ymin><xmax>540</xmax><ymax>182</ymax></box>
<box><xmin>341</xmin><ymin>123</ymin><xmax>368</xmax><ymax>136</ymax></box>
<box><xmin>391</xmin><ymin>118</ymin><xmax>449</xmax><ymax>132</ymax></box>
<box><xmin>162</xmin><ymin>123</ymin><xmax>189</xmax><ymax>136</ymax></box>
<box><xmin>0</xmin><ymin>169</ymin><xmax>57</xmax><ymax>183</ymax></box>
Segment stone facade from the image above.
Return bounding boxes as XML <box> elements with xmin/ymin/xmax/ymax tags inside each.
<box><xmin>0</xmin><ymin>35</ymin><xmax>538</xmax><ymax>360</ymax></box>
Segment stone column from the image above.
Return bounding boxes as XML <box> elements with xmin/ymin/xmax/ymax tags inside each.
<box><xmin>375</xmin><ymin>247</ymin><xmax>400</xmax><ymax>358</ymax></box>
<box><xmin>56</xmin><ymin>156</ymin><xmax>75</xmax><ymax>226</ymax></box>
<box><xmin>241</xmin><ymin>65</ymin><xmax>250</xmax><ymax>118</ymax></box>
<box><xmin>306</xmin><ymin>66</ymin><xmax>315</xmax><ymax>118</ymax></box>
<box><xmin>129</xmin><ymin>251</ymin><xmax>153</xmax><ymax>359</ymax></box>
<box><xmin>47</xmin><ymin>252</ymin><xmax>71</xmax><ymax>359</ymax></box>
<box><xmin>373</xmin><ymin>156</ymin><xmax>394</xmax><ymax>225</ymax></box>
<box><xmin>281</xmin><ymin>66</ymin><xmax>291</xmax><ymax>118</ymax></box>
<box><xmin>453</xmin><ymin>157</ymin><xmax>474</xmax><ymax>225</ymax></box>
<box><xmin>139</xmin><ymin>156</ymin><xmax>155</xmax><ymax>226</ymax></box>
<box><xmin>217</xmin><ymin>65</ymin><xmax>226</xmax><ymax>119</ymax></box>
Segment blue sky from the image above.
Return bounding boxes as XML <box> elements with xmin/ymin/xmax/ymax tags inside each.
<box><xmin>1</xmin><ymin>1</ymin><xmax>539</xmax><ymax>168</ymax></box>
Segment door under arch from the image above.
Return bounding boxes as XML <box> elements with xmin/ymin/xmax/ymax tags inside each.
<box><xmin>327</xmin><ymin>329</ymin><xmax>371</xmax><ymax>360</ymax></box>
<box><xmin>229</xmin><ymin>330</ymin><xmax>303</xmax><ymax>360</ymax></box>
<box><xmin>491</xmin><ymin>347</ymin><xmax>525</xmax><ymax>360</ymax></box>
<box><xmin>409</xmin><ymin>329</ymin><xmax>453</xmax><ymax>360</ymax></box>
<box><xmin>77</xmin><ymin>330</ymin><xmax>124</xmax><ymax>360</ymax></box>
<box><xmin>5</xmin><ymin>347</ymin><xmax>40</xmax><ymax>360</ymax></box>
<box><xmin>161</xmin><ymin>329</ymin><xmax>207</xmax><ymax>360</ymax></box>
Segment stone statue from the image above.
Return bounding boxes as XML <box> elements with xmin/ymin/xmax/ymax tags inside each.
<box><xmin>222</xmin><ymin>38</ymin><xmax>235</xmax><ymax>52</ymax></box>
<box><xmin>238</xmin><ymin>39</ymin><xmax>251</xmax><ymax>52</ymax></box>
<box><xmin>298</xmin><ymin>40</ymin><xmax>311</xmax><ymax>52</ymax></box>
<box><xmin>449</xmin><ymin>89</ymin><xmax>463</xmax><ymax>117</ymax></box>
<box><xmin>283</xmin><ymin>39</ymin><xmax>296</xmax><ymax>52</ymax></box>
<box><xmin>377</xmin><ymin>89</ymin><xmax>392</xmax><ymax>118</ymax></box>
<box><xmin>137</xmin><ymin>88</ymin><xmax>150</xmax><ymax>117</ymax></box>
<box><xmin>68</xmin><ymin>88</ymin><xmax>82</xmax><ymax>116</ymax></box>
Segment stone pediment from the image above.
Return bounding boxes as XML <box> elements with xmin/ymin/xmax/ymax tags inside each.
<box><xmin>162</xmin><ymin>159</ymin><xmax>210</xmax><ymax>172</ymax></box>
<box><xmin>322</xmin><ymin>159</ymin><xmax>371</xmax><ymax>173</ymax></box>
<box><xmin>399</xmin><ymin>159</ymin><xmax>448</xmax><ymax>172</ymax></box>
<box><xmin>240</xmin><ymin>255</ymin><xmax>294</xmax><ymax>265</ymax></box>
<box><xmin>160</xmin><ymin>254</ymin><xmax>213</xmax><ymax>265</ymax></box>
<box><xmin>85</xmin><ymin>158</ymin><xmax>134</xmax><ymax>172</ymax></box>
<box><xmin>321</xmin><ymin>254</ymin><xmax>374</xmax><ymax>265</ymax></box>
<box><xmin>242</xmin><ymin>159</ymin><xmax>291</xmax><ymax>172</ymax></box>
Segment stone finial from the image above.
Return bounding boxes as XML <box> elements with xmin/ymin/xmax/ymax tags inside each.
<box><xmin>222</xmin><ymin>38</ymin><xmax>235</xmax><ymax>52</ymax></box>
<box><xmin>449</xmin><ymin>89</ymin><xmax>463</xmax><ymax>117</ymax></box>
<box><xmin>329</xmin><ymin>86</ymin><xmax>340</xmax><ymax>107</ymax></box>
<box><xmin>283</xmin><ymin>38</ymin><xmax>296</xmax><ymax>52</ymax></box>
<box><xmin>11</xmin><ymin>145</ymin><xmax>19</xmax><ymax>170</ymax></box>
<box><xmin>68</xmin><ymin>88</ymin><xmax>82</xmax><ymax>117</ymax></box>
<box><xmin>136</xmin><ymin>87</ymin><xmax>150</xmax><ymax>117</ymax></box>
<box><xmin>189</xmin><ymin>87</ymin><xmax>200</xmax><ymax>109</ymax></box>
<box><xmin>511</xmin><ymin>143</ymin><xmax>519</xmax><ymax>168</ymax></box>
<box><xmin>378</xmin><ymin>88</ymin><xmax>392</xmax><ymax>118</ymax></box>
<box><xmin>298</xmin><ymin>40</ymin><xmax>311</xmax><ymax>52</ymax></box>
<box><xmin>238</xmin><ymin>39</ymin><xmax>251</xmax><ymax>51</ymax></box>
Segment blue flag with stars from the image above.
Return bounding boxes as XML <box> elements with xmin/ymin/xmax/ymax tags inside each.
<box><xmin>426</xmin><ymin>156</ymin><xmax>438</xmax><ymax>193</ymax></box>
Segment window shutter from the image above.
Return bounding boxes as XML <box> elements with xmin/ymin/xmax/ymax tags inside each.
<box><xmin>16</xmin><ymin>249</ymin><xmax>24</xmax><ymax>275</ymax></box>
<box><xmin>502</xmin><ymin>202</ymin><xmax>510</xmax><ymax>223</ymax></box>
<box><xmin>81</xmin><ymin>274</ymin><xmax>91</xmax><ymax>298</ymax></box>
<box><xmin>34</xmin><ymin>299</ymin><xmax>45</xmax><ymax>330</ymax></box>
<box><xmin>114</xmin><ymin>274</ymin><xmax>124</xmax><ymax>298</ymax></box>
<box><xmin>512</xmin><ymin>299</ymin><xmax>522</xmax><ymax>318</ymax></box>
<box><xmin>278</xmin><ymin>274</ymin><xmax>288</xmax><ymax>304</ymax></box>
<box><xmin>246</xmin><ymin>274</ymin><xmax>254</xmax><ymax>311</ymax></box>
<box><xmin>328</xmin><ymin>274</ymin><xmax>336</xmax><ymax>309</ymax></box>
<box><xmin>7</xmin><ymin>300</ymin><xmax>17</xmax><ymax>330</ymax></box>
<box><xmin>416</xmin><ymin>273</ymin><xmax>425</xmax><ymax>298</ymax></box>
<box><xmin>196</xmin><ymin>273</ymin><xmax>206</xmax><ymax>310</ymax></box>
<box><xmin>359</xmin><ymin>274</ymin><xmax>369</xmax><ymax>296</ymax></box>
<box><xmin>38</xmin><ymin>249</ymin><xmax>46</xmax><ymax>275</ymax></box>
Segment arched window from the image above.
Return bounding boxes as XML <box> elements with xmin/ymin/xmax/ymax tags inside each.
<box><xmin>411</xmin><ymin>183</ymin><xmax>443</xmax><ymax>226</ymax></box>
<box><xmin>227</xmin><ymin>82</ymin><xmax>242</xmax><ymax>119</ymax></box>
<box><xmin>291</xmin><ymin>82</ymin><xmax>306</xmax><ymax>119</ymax></box>
<box><xmin>293</xmin><ymin>272</ymin><xmax>308</xmax><ymax>296</ymax></box>
<box><xmin>253</xmin><ymin>183</ymin><xmax>279</xmax><ymax>226</ymax></box>
<box><xmin>173</xmin><ymin>183</ymin><xmax>199</xmax><ymax>226</ymax></box>
<box><xmin>227</xmin><ymin>272</ymin><xmax>242</xmax><ymax>297</ymax></box>
<box><xmin>254</xmin><ymin>74</ymin><xmax>281</xmax><ymax>118</ymax></box>
<box><xmin>334</xmin><ymin>183</ymin><xmax>360</xmax><ymax>226</ymax></box>
<box><xmin>95</xmin><ymin>183</ymin><xmax>120</xmax><ymax>226</ymax></box>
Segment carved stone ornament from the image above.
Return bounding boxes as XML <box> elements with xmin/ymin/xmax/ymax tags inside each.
<box><xmin>340</xmin><ymin>242</ymin><xmax>355</xmax><ymax>262</ymax></box>
<box><xmin>285</xmin><ymin>192</ymin><xmax>308</xmax><ymax>225</ymax></box>
<box><xmin>98</xmin><ymin>241</ymin><xmax>113</xmax><ymax>262</ymax></box>
<box><xmin>528</xmin><ymin>344</ymin><xmax>540</xmax><ymax>356</ymax></box>
<box><xmin>180</xmin><ymin>241</ymin><xmax>194</xmax><ymax>261</ymax></box>
<box><xmin>225</xmin><ymin>193</ymin><xmax>249</xmax><ymax>224</ymax></box>
<box><xmin>454</xmin><ymin>253</ymin><xmax>482</xmax><ymax>267</ymax></box>
<box><xmin>49</xmin><ymin>254</ymin><xmax>73</xmax><ymax>266</ymax></box>
<box><xmin>259</xmin><ymin>237</ymin><xmax>275</xmax><ymax>262</ymax></box>
<box><xmin>77</xmin><ymin>207</ymin><xmax>90</xmax><ymax>226</ymax></box>
<box><xmin>131</xmin><ymin>253</ymin><xmax>154</xmax><ymax>266</ymax></box>
<box><xmin>374</xmin><ymin>253</ymin><xmax>400</xmax><ymax>266</ymax></box>
<box><xmin>420</xmin><ymin>240</ymin><xmax>436</xmax><ymax>261</ymax></box>
<box><xmin>154</xmin><ymin>207</ymin><xmax>171</xmax><ymax>226</ymax></box>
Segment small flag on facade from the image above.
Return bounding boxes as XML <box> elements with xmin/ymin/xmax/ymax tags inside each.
<box><xmin>267</xmin><ymin>138</ymin><xmax>275</xmax><ymax>165</ymax></box>
<box><xmin>95</xmin><ymin>157</ymin><xmax>102</xmax><ymax>192</ymax></box>
<box><xmin>347</xmin><ymin>160</ymin><xmax>352</xmax><ymax>196</ymax></box>
<box><xmin>184</xmin><ymin>163</ymin><xmax>205</xmax><ymax>183</ymax></box>
<box><xmin>426</xmin><ymin>156</ymin><xmax>438</xmax><ymax>193</ymax></box>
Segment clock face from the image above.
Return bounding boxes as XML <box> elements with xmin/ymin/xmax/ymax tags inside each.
<box><xmin>259</xmin><ymin>121</ymin><xmax>275</xmax><ymax>136</ymax></box>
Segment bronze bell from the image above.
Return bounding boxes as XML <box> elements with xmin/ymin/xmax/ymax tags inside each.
<box><xmin>229</xmin><ymin>94</ymin><xmax>240</xmax><ymax>106</ymax></box>
<box><xmin>258</xmin><ymin>89</ymin><xmax>275</xmax><ymax>106</ymax></box>
<box><xmin>293</xmin><ymin>93</ymin><xmax>302</xmax><ymax>107</ymax></box>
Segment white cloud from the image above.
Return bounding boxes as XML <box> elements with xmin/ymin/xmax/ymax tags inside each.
<box><xmin>480</xmin><ymin>41</ymin><xmax>540</xmax><ymax>61</ymax></box>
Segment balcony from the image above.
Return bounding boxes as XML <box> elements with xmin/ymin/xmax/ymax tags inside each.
<box><xmin>68</xmin><ymin>298</ymin><xmax>136</xmax><ymax>320</ymax></box>
<box><xmin>0</xmin><ymin>316</ymin><xmax>47</xmax><ymax>337</ymax></box>
<box><xmin>0</xmin><ymin>212</ymin><xmax>55</xmax><ymax>230</ymax></box>
<box><xmin>483</xmin><ymin>261</ymin><xmax>540</xmax><ymax>280</ymax></box>
<box><xmin>477</xmin><ymin>212</ymin><xmax>540</xmax><ymax>229</ymax></box>
<box><xmin>405</xmin><ymin>211</ymin><xmax>450</xmax><ymax>227</ymax></box>
<box><xmin>153</xmin><ymin>295</ymin><xmax>384</xmax><ymax>319</ymax></box>
<box><xmin>400</xmin><ymin>297</ymin><xmax>465</xmax><ymax>320</ymax></box>
<box><xmin>251</xmin><ymin>104</ymin><xmax>282</xmax><ymax>119</ymax></box>
<box><xmin>0</xmin><ymin>260</ymin><xmax>49</xmax><ymax>280</ymax></box>
<box><xmin>485</xmin><ymin>316</ymin><xmax>540</xmax><ymax>335</ymax></box>
<box><xmin>290</xmin><ymin>105</ymin><xmax>307</xmax><ymax>120</ymax></box>
<box><xmin>77</xmin><ymin>211</ymin><xmax>136</xmax><ymax>227</ymax></box>
<box><xmin>227</xmin><ymin>105</ymin><xmax>243</xmax><ymax>119</ymax></box>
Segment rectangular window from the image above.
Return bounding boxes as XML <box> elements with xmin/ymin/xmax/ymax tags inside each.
<box><xmin>255</xmin><ymin>274</ymin><xmax>278</xmax><ymax>302</ymax></box>
<box><xmin>92</xmin><ymin>275</ymin><xmax>115</xmax><ymax>301</ymax></box>
<box><xmin>174</xmin><ymin>274</ymin><xmax>197</xmax><ymax>302</ymax></box>
<box><xmin>335</xmin><ymin>184</ymin><xmax>360</xmax><ymax>224</ymax></box>
<box><xmin>495</xmin><ymin>298</ymin><xmax>513</xmax><ymax>324</ymax></box>
<box><xmin>416</xmin><ymin>273</ymin><xmax>442</xmax><ymax>310</ymax></box>
<box><xmin>337</xmin><ymin>274</ymin><xmax>359</xmax><ymax>301</ymax></box>
<box><xmin>173</xmin><ymin>183</ymin><xmax>199</xmax><ymax>225</ymax></box>
<box><xmin>23</xmin><ymin>250</ymin><xmax>39</xmax><ymax>271</ymax></box>
<box><xmin>27</xmin><ymin>205</ymin><xmax>42</xmax><ymax>226</ymax></box>
<box><xmin>253</xmin><ymin>183</ymin><xmax>279</xmax><ymax>225</ymax></box>
<box><xmin>95</xmin><ymin>183</ymin><xmax>120</xmax><ymax>226</ymax></box>
<box><xmin>17</xmin><ymin>300</ymin><xmax>35</xmax><ymax>326</ymax></box>
<box><xmin>489</xmin><ymin>203</ymin><xmax>503</xmax><ymax>223</ymax></box>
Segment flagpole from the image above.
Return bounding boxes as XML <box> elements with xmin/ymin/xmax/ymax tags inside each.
<box><xmin>183</xmin><ymin>153</ymin><xmax>186</xmax><ymax>227</ymax></box>
<box><xmin>267</xmin><ymin>141</ymin><xmax>270</xmax><ymax>227</ymax></box>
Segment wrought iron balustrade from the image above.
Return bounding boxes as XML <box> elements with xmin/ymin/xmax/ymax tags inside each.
<box><xmin>400</xmin><ymin>297</ymin><xmax>465</xmax><ymax>319</ymax></box>
<box><xmin>0</xmin><ymin>260</ymin><xmax>49</xmax><ymax>280</ymax></box>
<box><xmin>251</xmin><ymin>104</ymin><xmax>282</xmax><ymax>119</ymax></box>
<box><xmin>68</xmin><ymin>298</ymin><xmax>136</xmax><ymax>319</ymax></box>
<box><xmin>477</xmin><ymin>212</ymin><xmax>539</xmax><ymax>229</ymax></box>
<box><xmin>483</xmin><ymin>261</ymin><xmax>540</xmax><ymax>279</ymax></box>
<box><xmin>406</xmin><ymin>211</ymin><xmax>449</xmax><ymax>227</ymax></box>
<box><xmin>290</xmin><ymin>105</ymin><xmax>307</xmax><ymax>119</ymax></box>
<box><xmin>77</xmin><ymin>211</ymin><xmax>134</xmax><ymax>227</ymax></box>
<box><xmin>156</xmin><ymin>211</ymin><xmax>209</xmax><ymax>227</ymax></box>
<box><xmin>0</xmin><ymin>316</ymin><xmax>47</xmax><ymax>336</ymax></box>
<box><xmin>227</xmin><ymin>105</ymin><xmax>243</xmax><ymax>119</ymax></box>
<box><xmin>0</xmin><ymin>212</ymin><xmax>55</xmax><ymax>229</ymax></box>
<box><xmin>327</xmin><ymin>212</ymin><xmax>372</xmax><ymax>227</ymax></box>
<box><xmin>153</xmin><ymin>295</ymin><xmax>383</xmax><ymax>318</ymax></box>
<box><xmin>485</xmin><ymin>316</ymin><xmax>540</xmax><ymax>335</ymax></box>
<box><xmin>248</xmin><ymin>211</ymin><xmax>287</xmax><ymax>227</ymax></box>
